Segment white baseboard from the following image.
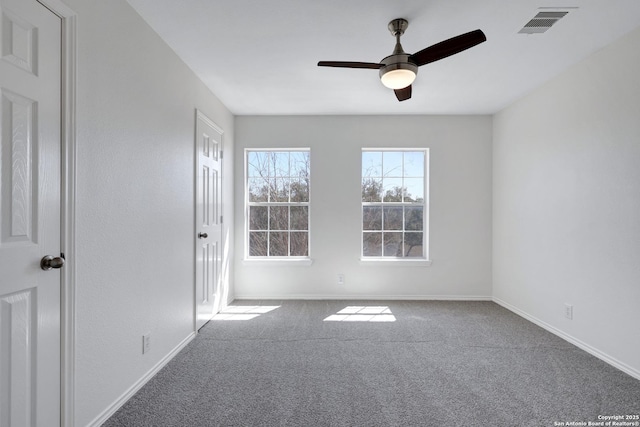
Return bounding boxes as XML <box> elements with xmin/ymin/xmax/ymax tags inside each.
<box><xmin>232</xmin><ymin>294</ymin><xmax>493</xmax><ymax>301</ymax></box>
<box><xmin>493</xmin><ymin>297</ymin><xmax>640</xmax><ymax>381</ymax></box>
<box><xmin>88</xmin><ymin>332</ymin><xmax>196</xmax><ymax>427</ymax></box>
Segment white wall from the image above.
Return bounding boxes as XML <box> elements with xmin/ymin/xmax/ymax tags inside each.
<box><xmin>63</xmin><ymin>1</ymin><xmax>235</xmax><ymax>425</ymax></box>
<box><xmin>493</xmin><ymin>27</ymin><xmax>640</xmax><ymax>378</ymax></box>
<box><xmin>234</xmin><ymin>115</ymin><xmax>492</xmax><ymax>299</ymax></box>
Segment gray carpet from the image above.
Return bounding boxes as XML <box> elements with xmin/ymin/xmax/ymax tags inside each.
<box><xmin>104</xmin><ymin>301</ymin><xmax>640</xmax><ymax>426</ymax></box>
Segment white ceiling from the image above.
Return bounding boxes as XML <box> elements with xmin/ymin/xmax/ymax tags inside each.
<box><xmin>126</xmin><ymin>0</ymin><xmax>640</xmax><ymax>115</ymax></box>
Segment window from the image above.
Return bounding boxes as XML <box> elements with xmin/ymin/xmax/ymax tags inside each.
<box><xmin>246</xmin><ymin>149</ymin><xmax>310</xmax><ymax>258</ymax></box>
<box><xmin>361</xmin><ymin>149</ymin><xmax>428</xmax><ymax>259</ymax></box>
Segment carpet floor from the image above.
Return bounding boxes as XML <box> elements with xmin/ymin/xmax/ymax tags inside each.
<box><xmin>104</xmin><ymin>300</ymin><xmax>640</xmax><ymax>426</ymax></box>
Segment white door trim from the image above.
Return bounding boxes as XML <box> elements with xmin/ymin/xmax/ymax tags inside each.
<box><xmin>35</xmin><ymin>1</ymin><xmax>77</xmax><ymax>426</ymax></box>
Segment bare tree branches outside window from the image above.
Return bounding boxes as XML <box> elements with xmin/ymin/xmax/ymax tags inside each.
<box><xmin>362</xmin><ymin>150</ymin><xmax>427</xmax><ymax>258</ymax></box>
<box><xmin>247</xmin><ymin>150</ymin><xmax>310</xmax><ymax>257</ymax></box>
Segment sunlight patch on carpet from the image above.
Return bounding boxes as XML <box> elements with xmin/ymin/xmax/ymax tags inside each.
<box><xmin>212</xmin><ymin>305</ymin><xmax>280</xmax><ymax>321</ymax></box>
<box><xmin>323</xmin><ymin>306</ymin><xmax>396</xmax><ymax>322</ymax></box>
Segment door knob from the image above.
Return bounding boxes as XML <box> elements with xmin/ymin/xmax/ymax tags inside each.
<box><xmin>198</xmin><ymin>232</ymin><xmax>208</xmax><ymax>239</ymax></box>
<box><xmin>41</xmin><ymin>255</ymin><xmax>65</xmax><ymax>271</ymax></box>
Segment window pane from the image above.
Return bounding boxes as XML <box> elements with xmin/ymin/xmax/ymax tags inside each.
<box><xmin>247</xmin><ymin>151</ymin><xmax>269</xmax><ymax>178</ymax></box>
<box><xmin>403</xmin><ymin>178</ymin><xmax>424</xmax><ymax>203</ymax></box>
<box><xmin>362</xmin><ymin>151</ymin><xmax>382</xmax><ymax>177</ymax></box>
<box><xmin>249</xmin><ymin>232</ymin><xmax>268</xmax><ymax>256</ymax></box>
<box><xmin>383</xmin><ymin>232</ymin><xmax>403</xmax><ymax>256</ymax></box>
<box><xmin>362</xmin><ymin>178</ymin><xmax>382</xmax><ymax>202</ymax></box>
<box><xmin>383</xmin><ymin>152</ymin><xmax>403</xmax><ymax>177</ymax></box>
<box><xmin>363</xmin><ymin>232</ymin><xmax>382</xmax><ymax>256</ymax></box>
<box><xmin>246</xmin><ymin>149</ymin><xmax>311</xmax><ymax>259</ymax></box>
<box><xmin>269</xmin><ymin>177</ymin><xmax>290</xmax><ymax>202</ymax></box>
<box><xmin>290</xmin><ymin>178</ymin><xmax>309</xmax><ymax>202</ymax></box>
<box><xmin>249</xmin><ymin>206</ymin><xmax>268</xmax><ymax>230</ymax></box>
<box><xmin>271</xmin><ymin>152</ymin><xmax>290</xmax><ymax>177</ymax></box>
<box><xmin>383</xmin><ymin>207</ymin><xmax>403</xmax><ymax>230</ymax></box>
<box><xmin>403</xmin><ymin>151</ymin><xmax>424</xmax><ymax>177</ymax></box>
<box><xmin>405</xmin><ymin>206</ymin><xmax>423</xmax><ymax>231</ymax></box>
<box><xmin>363</xmin><ymin>206</ymin><xmax>382</xmax><ymax>230</ymax></box>
<box><xmin>290</xmin><ymin>206</ymin><xmax>308</xmax><ymax>230</ymax></box>
<box><xmin>361</xmin><ymin>149</ymin><xmax>427</xmax><ymax>259</ymax></box>
<box><xmin>290</xmin><ymin>151</ymin><xmax>309</xmax><ymax>179</ymax></box>
<box><xmin>269</xmin><ymin>206</ymin><xmax>289</xmax><ymax>230</ymax></box>
<box><xmin>290</xmin><ymin>232</ymin><xmax>308</xmax><ymax>256</ymax></box>
<box><xmin>269</xmin><ymin>232</ymin><xmax>289</xmax><ymax>256</ymax></box>
<box><xmin>248</xmin><ymin>178</ymin><xmax>268</xmax><ymax>202</ymax></box>
<box><xmin>404</xmin><ymin>232</ymin><xmax>423</xmax><ymax>257</ymax></box>
<box><xmin>383</xmin><ymin>178</ymin><xmax>403</xmax><ymax>202</ymax></box>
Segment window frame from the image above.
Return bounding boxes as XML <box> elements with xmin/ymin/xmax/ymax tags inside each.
<box><xmin>360</xmin><ymin>148</ymin><xmax>430</xmax><ymax>262</ymax></box>
<box><xmin>244</xmin><ymin>148</ymin><xmax>311</xmax><ymax>261</ymax></box>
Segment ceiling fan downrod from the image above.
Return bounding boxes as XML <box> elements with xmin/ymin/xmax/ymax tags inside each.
<box><xmin>380</xmin><ymin>18</ymin><xmax>418</xmax><ymax>90</ymax></box>
<box><xmin>389</xmin><ymin>18</ymin><xmax>409</xmax><ymax>54</ymax></box>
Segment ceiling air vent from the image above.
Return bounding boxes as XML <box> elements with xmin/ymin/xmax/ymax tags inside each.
<box><xmin>519</xmin><ymin>11</ymin><xmax>569</xmax><ymax>34</ymax></box>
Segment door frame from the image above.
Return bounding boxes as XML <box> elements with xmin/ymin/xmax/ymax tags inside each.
<box><xmin>35</xmin><ymin>1</ymin><xmax>77</xmax><ymax>425</ymax></box>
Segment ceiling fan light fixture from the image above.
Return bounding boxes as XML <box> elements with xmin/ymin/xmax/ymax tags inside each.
<box><xmin>379</xmin><ymin>61</ymin><xmax>418</xmax><ymax>89</ymax></box>
<box><xmin>380</xmin><ymin>68</ymin><xmax>416</xmax><ymax>89</ymax></box>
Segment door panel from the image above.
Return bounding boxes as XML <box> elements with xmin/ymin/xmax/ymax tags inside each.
<box><xmin>195</xmin><ymin>111</ymin><xmax>222</xmax><ymax>331</ymax></box>
<box><xmin>0</xmin><ymin>0</ymin><xmax>61</xmax><ymax>425</ymax></box>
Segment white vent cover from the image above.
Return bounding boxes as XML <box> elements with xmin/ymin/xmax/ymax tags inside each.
<box><xmin>519</xmin><ymin>11</ymin><xmax>569</xmax><ymax>34</ymax></box>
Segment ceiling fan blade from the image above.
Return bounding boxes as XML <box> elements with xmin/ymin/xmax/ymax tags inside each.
<box><xmin>317</xmin><ymin>61</ymin><xmax>383</xmax><ymax>69</ymax></box>
<box><xmin>394</xmin><ymin>85</ymin><xmax>412</xmax><ymax>102</ymax></box>
<box><xmin>409</xmin><ymin>29</ymin><xmax>486</xmax><ymax>67</ymax></box>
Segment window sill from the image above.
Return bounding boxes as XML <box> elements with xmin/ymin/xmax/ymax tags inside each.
<box><xmin>242</xmin><ymin>258</ymin><xmax>314</xmax><ymax>267</ymax></box>
<box><xmin>359</xmin><ymin>258</ymin><xmax>432</xmax><ymax>267</ymax></box>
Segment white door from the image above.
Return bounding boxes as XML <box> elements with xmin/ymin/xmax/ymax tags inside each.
<box><xmin>195</xmin><ymin>111</ymin><xmax>223</xmax><ymax>331</ymax></box>
<box><xmin>0</xmin><ymin>0</ymin><xmax>62</xmax><ymax>425</ymax></box>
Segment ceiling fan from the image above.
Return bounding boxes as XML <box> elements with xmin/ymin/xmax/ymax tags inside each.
<box><xmin>318</xmin><ymin>19</ymin><xmax>486</xmax><ymax>102</ymax></box>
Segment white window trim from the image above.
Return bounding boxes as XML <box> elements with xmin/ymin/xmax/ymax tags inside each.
<box><xmin>359</xmin><ymin>258</ymin><xmax>432</xmax><ymax>266</ymax></box>
<box><xmin>242</xmin><ymin>258</ymin><xmax>314</xmax><ymax>266</ymax></box>
<box><xmin>361</xmin><ymin>148</ymin><xmax>430</xmax><ymax>261</ymax></box>
<box><xmin>244</xmin><ymin>148</ymin><xmax>311</xmax><ymax>261</ymax></box>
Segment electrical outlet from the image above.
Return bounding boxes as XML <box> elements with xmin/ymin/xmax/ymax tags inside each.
<box><xmin>564</xmin><ymin>304</ymin><xmax>573</xmax><ymax>320</ymax></box>
<box><xmin>143</xmin><ymin>333</ymin><xmax>151</xmax><ymax>354</ymax></box>
<box><xmin>337</xmin><ymin>274</ymin><xmax>345</xmax><ymax>285</ymax></box>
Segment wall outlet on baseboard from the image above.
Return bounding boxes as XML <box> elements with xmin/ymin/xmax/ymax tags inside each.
<box><xmin>564</xmin><ymin>304</ymin><xmax>573</xmax><ymax>320</ymax></box>
<box><xmin>143</xmin><ymin>333</ymin><xmax>151</xmax><ymax>354</ymax></box>
<box><xmin>337</xmin><ymin>274</ymin><xmax>345</xmax><ymax>285</ymax></box>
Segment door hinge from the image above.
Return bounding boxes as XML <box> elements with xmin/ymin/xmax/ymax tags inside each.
<box><xmin>220</xmin><ymin>215</ymin><xmax>223</xmax><ymax>224</ymax></box>
<box><xmin>220</xmin><ymin>150</ymin><xmax>223</xmax><ymax>160</ymax></box>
